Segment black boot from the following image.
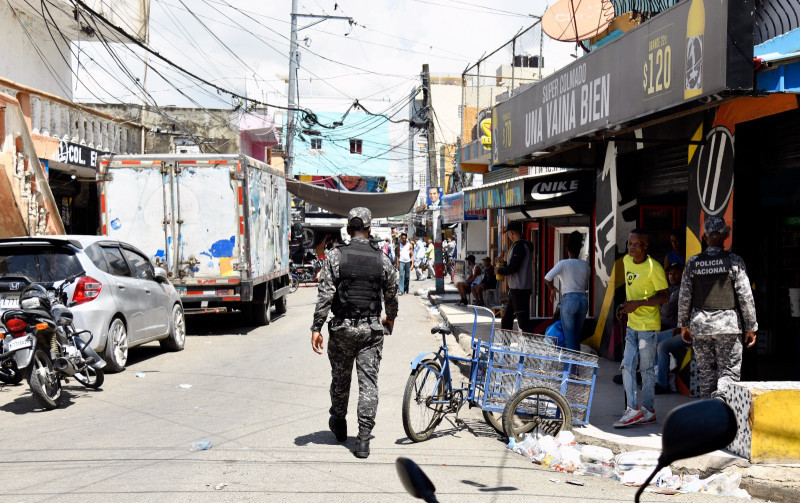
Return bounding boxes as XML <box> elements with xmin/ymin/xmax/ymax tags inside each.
<box><xmin>329</xmin><ymin>416</ymin><xmax>347</xmax><ymax>442</ymax></box>
<box><xmin>354</xmin><ymin>435</ymin><xmax>370</xmax><ymax>458</ymax></box>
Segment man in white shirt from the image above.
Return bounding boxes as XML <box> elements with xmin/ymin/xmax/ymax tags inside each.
<box><xmin>395</xmin><ymin>233</ymin><xmax>414</xmax><ymax>295</ymax></box>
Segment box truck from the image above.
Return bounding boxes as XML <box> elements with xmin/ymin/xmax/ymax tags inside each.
<box><xmin>98</xmin><ymin>154</ymin><xmax>291</xmax><ymax>325</ymax></box>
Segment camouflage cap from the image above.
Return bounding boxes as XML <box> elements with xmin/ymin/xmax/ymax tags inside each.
<box><xmin>348</xmin><ymin>207</ymin><xmax>372</xmax><ymax>227</ymax></box>
<box><xmin>704</xmin><ymin>215</ymin><xmax>731</xmax><ymax>235</ymax></box>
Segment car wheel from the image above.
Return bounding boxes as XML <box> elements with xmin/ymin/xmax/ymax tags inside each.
<box><xmin>104</xmin><ymin>317</ymin><xmax>129</xmax><ymax>373</ymax></box>
<box><xmin>160</xmin><ymin>304</ymin><xmax>186</xmax><ymax>352</ymax></box>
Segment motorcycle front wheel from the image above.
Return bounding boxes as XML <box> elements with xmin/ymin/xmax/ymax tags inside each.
<box><xmin>0</xmin><ymin>360</ymin><xmax>24</xmax><ymax>385</ymax></box>
<box><xmin>27</xmin><ymin>349</ymin><xmax>62</xmax><ymax>409</ymax></box>
<box><xmin>74</xmin><ymin>365</ymin><xmax>104</xmax><ymax>389</ymax></box>
<box><xmin>290</xmin><ymin>275</ymin><xmax>299</xmax><ymax>293</ymax></box>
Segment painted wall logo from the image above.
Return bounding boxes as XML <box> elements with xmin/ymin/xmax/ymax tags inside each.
<box><xmin>626</xmin><ymin>271</ymin><xmax>640</xmax><ymax>286</ymax></box>
<box><xmin>530</xmin><ymin>179</ymin><xmax>580</xmax><ymax>200</ymax></box>
<box><xmin>695</xmin><ymin>126</ymin><xmax>734</xmax><ymax>216</ymax></box>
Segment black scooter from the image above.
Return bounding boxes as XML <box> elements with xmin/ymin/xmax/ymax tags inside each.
<box><xmin>396</xmin><ymin>399</ymin><xmax>738</xmax><ymax>503</ymax></box>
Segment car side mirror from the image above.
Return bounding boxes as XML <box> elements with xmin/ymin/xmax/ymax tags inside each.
<box><xmin>635</xmin><ymin>399</ymin><xmax>737</xmax><ymax>502</ymax></box>
<box><xmin>153</xmin><ymin>267</ymin><xmax>169</xmax><ymax>284</ymax></box>
<box><xmin>396</xmin><ymin>457</ymin><xmax>438</xmax><ymax>503</ymax></box>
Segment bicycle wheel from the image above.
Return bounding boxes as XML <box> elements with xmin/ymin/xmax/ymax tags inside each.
<box><xmin>402</xmin><ymin>359</ymin><xmax>446</xmax><ymax>442</ymax></box>
<box><xmin>482</xmin><ymin>410</ymin><xmax>504</xmax><ymax>435</ymax></box>
<box><xmin>502</xmin><ymin>386</ymin><xmax>572</xmax><ymax>441</ymax></box>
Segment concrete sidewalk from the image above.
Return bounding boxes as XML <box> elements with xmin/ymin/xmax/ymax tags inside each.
<box><xmin>420</xmin><ymin>286</ymin><xmax>800</xmax><ymax>502</ymax></box>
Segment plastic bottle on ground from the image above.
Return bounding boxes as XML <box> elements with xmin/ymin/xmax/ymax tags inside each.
<box><xmin>189</xmin><ymin>440</ymin><xmax>213</xmax><ymax>451</ymax></box>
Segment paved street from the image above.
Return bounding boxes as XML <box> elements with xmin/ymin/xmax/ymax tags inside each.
<box><xmin>0</xmin><ymin>286</ymin><xmax>758</xmax><ymax>502</ymax></box>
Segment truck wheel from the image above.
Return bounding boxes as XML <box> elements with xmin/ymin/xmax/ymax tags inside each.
<box><xmin>274</xmin><ymin>294</ymin><xmax>287</xmax><ymax>315</ymax></box>
<box><xmin>251</xmin><ymin>293</ymin><xmax>272</xmax><ymax>326</ymax></box>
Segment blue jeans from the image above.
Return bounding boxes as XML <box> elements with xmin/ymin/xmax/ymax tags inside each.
<box><xmin>621</xmin><ymin>327</ymin><xmax>657</xmax><ymax>411</ymax></box>
<box><xmin>398</xmin><ymin>261</ymin><xmax>411</xmax><ymax>293</ymax></box>
<box><xmin>560</xmin><ymin>292</ymin><xmax>588</xmax><ymax>352</ymax></box>
<box><xmin>656</xmin><ymin>329</ymin><xmax>690</xmax><ymax>388</ymax></box>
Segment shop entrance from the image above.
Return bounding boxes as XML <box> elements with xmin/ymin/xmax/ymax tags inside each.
<box><xmin>735</xmin><ymin>109</ymin><xmax>800</xmax><ymax>380</ymax></box>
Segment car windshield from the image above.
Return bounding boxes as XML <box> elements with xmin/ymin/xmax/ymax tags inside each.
<box><xmin>0</xmin><ymin>245</ymin><xmax>83</xmax><ymax>283</ymax></box>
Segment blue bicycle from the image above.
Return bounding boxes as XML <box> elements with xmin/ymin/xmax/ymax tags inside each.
<box><xmin>402</xmin><ymin>306</ymin><xmax>596</xmax><ymax>442</ymax></box>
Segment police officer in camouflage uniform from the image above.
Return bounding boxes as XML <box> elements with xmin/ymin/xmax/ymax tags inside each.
<box><xmin>311</xmin><ymin>207</ymin><xmax>399</xmax><ymax>458</ymax></box>
<box><xmin>678</xmin><ymin>216</ymin><xmax>758</xmax><ymax>401</ymax></box>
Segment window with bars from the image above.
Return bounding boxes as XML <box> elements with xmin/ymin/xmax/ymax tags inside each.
<box><xmin>349</xmin><ymin>139</ymin><xmax>363</xmax><ymax>154</ymax></box>
<box><xmin>310</xmin><ymin>138</ymin><xmax>322</xmax><ymax>150</ymax></box>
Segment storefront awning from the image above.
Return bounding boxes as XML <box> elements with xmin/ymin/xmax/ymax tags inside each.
<box><xmin>457</xmin><ymin>139</ymin><xmax>491</xmax><ymax>173</ymax></box>
<box><xmin>286</xmin><ymin>180</ymin><xmax>419</xmax><ymax>218</ymax></box>
<box><xmin>492</xmin><ymin>0</ymin><xmax>754</xmax><ymax>167</ymax></box>
<box><xmin>441</xmin><ymin>191</ymin><xmax>487</xmax><ymax>223</ymax></box>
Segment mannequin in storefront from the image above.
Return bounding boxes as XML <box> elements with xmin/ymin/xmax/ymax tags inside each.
<box><xmin>677</xmin><ymin>216</ymin><xmax>758</xmax><ymax>402</ymax></box>
<box><xmin>544</xmin><ymin>231</ymin><xmax>591</xmax><ymax>351</ymax></box>
<box><xmin>495</xmin><ymin>221</ymin><xmax>535</xmax><ymax>333</ymax></box>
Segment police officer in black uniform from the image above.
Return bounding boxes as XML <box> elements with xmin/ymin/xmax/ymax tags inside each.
<box><xmin>311</xmin><ymin>207</ymin><xmax>399</xmax><ymax>458</ymax></box>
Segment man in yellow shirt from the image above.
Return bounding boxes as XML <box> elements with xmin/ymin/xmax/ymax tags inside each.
<box><xmin>614</xmin><ymin>229</ymin><xmax>669</xmax><ymax>428</ymax></box>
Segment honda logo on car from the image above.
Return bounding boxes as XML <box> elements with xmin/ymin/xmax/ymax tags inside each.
<box><xmin>9</xmin><ymin>282</ymin><xmax>20</xmax><ymax>291</ymax></box>
<box><xmin>530</xmin><ymin>179</ymin><xmax>579</xmax><ymax>200</ymax></box>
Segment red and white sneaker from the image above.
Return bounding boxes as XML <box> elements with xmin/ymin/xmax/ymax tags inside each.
<box><xmin>613</xmin><ymin>407</ymin><xmax>644</xmax><ymax>428</ymax></box>
<box><xmin>639</xmin><ymin>407</ymin><xmax>657</xmax><ymax>424</ymax></box>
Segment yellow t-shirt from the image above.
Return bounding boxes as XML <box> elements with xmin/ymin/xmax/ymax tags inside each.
<box><xmin>623</xmin><ymin>254</ymin><xmax>669</xmax><ymax>331</ymax></box>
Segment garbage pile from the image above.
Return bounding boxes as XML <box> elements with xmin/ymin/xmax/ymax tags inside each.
<box><xmin>507</xmin><ymin>432</ymin><xmax>750</xmax><ymax>498</ymax></box>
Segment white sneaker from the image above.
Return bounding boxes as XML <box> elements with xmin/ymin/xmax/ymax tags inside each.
<box><xmin>613</xmin><ymin>406</ymin><xmax>644</xmax><ymax>428</ymax></box>
<box><xmin>639</xmin><ymin>407</ymin><xmax>657</xmax><ymax>424</ymax></box>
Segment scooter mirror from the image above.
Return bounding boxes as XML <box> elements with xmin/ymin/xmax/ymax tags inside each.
<box><xmin>635</xmin><ymin>399</ymin><xmax>737</xmax><ymax>503</ymax></box>
<box><xmin>660</xmin><ymin>399</ymin><xmax>737</xmax><ymax>466</ymax></box>
<box><xmin>395</xmin><ymin>457</ymin><xmax>438</xmax><ymax>503</ymax></box>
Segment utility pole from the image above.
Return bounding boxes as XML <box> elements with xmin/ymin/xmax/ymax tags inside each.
<box><xmin>285</xmin><ymin>3</ymin><xmax>352</xmax><ymax>182</ymax></box>
<box><xmin>422</xmin><ymin>64</ymin><xmax>443</xmax><ymax>293</ymax></box>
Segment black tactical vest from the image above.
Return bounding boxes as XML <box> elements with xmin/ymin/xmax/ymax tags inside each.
<box><xmin>692</xmin><ymin>250</ymin><xmax>736</xmax><ymax>310</ymax></box>
<box><xmin>332</xmin><ymin>239</ymin><xmax>383</xmax><ymax>319</ymax></box>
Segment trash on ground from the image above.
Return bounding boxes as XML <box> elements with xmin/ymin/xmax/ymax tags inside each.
<box><xmin>507</xmin><ymin>435</ymin><xmax>750</xmax><ymax>498</ymax></box>
<box><xmin>566</xmin><ymin>480</ymin><xmax>584</xmax><ymax>486</ymax></box>
<box><xmin>135</xmin><ymin>372</ymin><xmax>145</xmax><ymax>378</ymax></box>
<box><xmin>214</xmin><ymin>482</ymin><xmax>228</xmax><ymax>490</ymax></box>
<box><xmin>189</xmin><ymin>440</ymin><xmax>213</xmax><ymax>451</ymax></box>
<box><xmin>178</xmin><ymin>384</ymin><xmax>192</xmax><ymax>389</ymax></box>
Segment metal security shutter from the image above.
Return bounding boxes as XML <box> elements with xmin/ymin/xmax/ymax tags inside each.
<box><xmin>618</xmin><ymin>143</ymin><xmax>689</xmax><ymax>197</ymax></box>
<box><xmin>749</xmin><ymin>108</ymin><xmax>800</xmax><ymax>170</ymax></box>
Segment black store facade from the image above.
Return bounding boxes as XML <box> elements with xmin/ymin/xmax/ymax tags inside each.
<box><xmin>44</xmin><ymin>140</ymin><xmax>106</xmax><ymax>235</ymax></box>
<box><xmin>487</xmin><ymin>0</ymin><xmax>800</xmax><ymax>385</ymax></box>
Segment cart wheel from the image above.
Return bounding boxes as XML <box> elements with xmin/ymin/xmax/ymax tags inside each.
<box><xmin>402</xmin><ymin>359</ymin><xmax>446</xmax><ymax>442</ymax></box>
<box><xmin>482</xmin><ymin>410</ymin><xmax>504</xmax><ymax>435</ymax></box>
<box><xmin>502</xmin><ymin>386</ymin><xmax>572</xmax><ymax>441</ymax></box>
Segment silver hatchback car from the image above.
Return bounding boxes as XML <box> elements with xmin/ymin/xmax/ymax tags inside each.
<box><xmin>0</xmin><ymin>236</ymin><xmax>185</xmax><ymax>372</ymax></box>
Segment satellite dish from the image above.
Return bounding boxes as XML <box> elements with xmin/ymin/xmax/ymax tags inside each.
<box><xmin>542</xmin><ymin>0</ymin><xmax>616</xmax><ymax>42</ymax></box>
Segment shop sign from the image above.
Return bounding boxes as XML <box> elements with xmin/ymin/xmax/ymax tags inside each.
<box><xmin>524</xmin><ymin>170</ymin><xmax>594</xmax><ymax>204</ymax></box>
<box><xmin>442</xmin><ymin>192</ymin><xmax>464</xmax><ymax>224</ymax></box>
<box><xmin>57</xmin><ymin>140</ymin><xmax>107</xmax><ymax>169</ymax></box>
<box><xmin>465</xmin><ymin>179</ymin><xmax>524</xmax><ymax>211</ymax></box>
<box><xmin>493</xmin><ymin>0</ymin><xmax>753</xmax><ymax>165</ymax></box>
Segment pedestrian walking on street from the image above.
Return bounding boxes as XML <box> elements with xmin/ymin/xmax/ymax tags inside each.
<box><xmin>425</xmin><ymin>239</ymin><xmax>435</xmax><ymax>279</ymax></box>
<box><xmin>614</xmin><ymin>228</ymin><xmax>669</xmax><ymax>428</ymax></box>
<box><xmin>677</xmin><ymin>216</ymin><xmax>758</xmax><ymax>402</ymax></box>
<box><xmin>544</xmin><ymin>231</ymin><xmax>591</xmax><ymax>351</ymax></box>
<box><xmin>311</xmin><ymin>207</ymin><xmax>399</xmax><ymax>458</ymax></box>
<box><xmin>495</xmin><ymin>220</ymin><xmax>535</xmax><ymax>332</ymax></box>
<box><xmin>414</xmin><ymin>237</ymin><xmax>426</xmax><ymax>280</ymax></box>
<box><xmin>396</xmin><ymin>233</ymin><xmax>413</xmax><ymax>295</ymax></box>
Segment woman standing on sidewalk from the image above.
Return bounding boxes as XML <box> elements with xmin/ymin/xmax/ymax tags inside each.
<box><xmin>544</xmin><ymin>231</ymin><xmax>591</xmax><ymax>351</ymax></box>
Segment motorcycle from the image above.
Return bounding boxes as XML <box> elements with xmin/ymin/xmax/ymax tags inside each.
<box><xmin>396</xmin><ymin>399</ymin><xmax>737</xmax><ymax>503</ymax></box>
<box><xmin>0</xmin><ymin>323</ymin><xmax>24</xmax><ymax>385</ymax></box>
<box><xmin>0</xmin><ymin>273</ymin><xmax>106</xmax><ymax>409</ymax></box>
<box><xmin>290</xmin><ymin>259</ymin><xmax>321</xmax><ymax>284</ymax></box>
